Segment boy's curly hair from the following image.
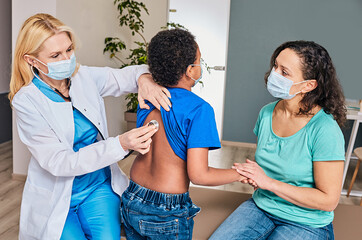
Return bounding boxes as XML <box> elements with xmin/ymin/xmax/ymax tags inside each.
<box><xmin>148</xmin><ymin>29</ymin><xmax>197</xmax><ymax>86</ymax></box>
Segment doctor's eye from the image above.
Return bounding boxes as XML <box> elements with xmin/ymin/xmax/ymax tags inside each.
<box><xmin>51</xmin><ymin>54</ymin><xmax>59</xmax><ymax>58</ymax></box>
<box><xmin>66</xmin><ymin>47</ymin><xmax>73</xmax><ymax>52</ymax></box>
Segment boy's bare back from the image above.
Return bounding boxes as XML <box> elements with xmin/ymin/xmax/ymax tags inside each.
<box><xmin>130</xmin><ymin>109</ymin><xmax>190</xmax><ymax>194</ymax></box>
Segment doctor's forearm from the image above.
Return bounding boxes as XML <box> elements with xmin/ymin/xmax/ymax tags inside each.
<box><xmin>30</xmin><ymin>137</ymin><xmax>128</xmax><ymax>177</ymax></box>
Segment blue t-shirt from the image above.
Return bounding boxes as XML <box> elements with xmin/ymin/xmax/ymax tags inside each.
<box><xmin>32</xmin><ymin>76</ymin><xmax>110</xmax><ymax>198</ymax></box>
<box><xmin>137</xmin><ymin>87</ymin><xmax>221</xmax><ymax>161</ymax></box>
<box><xmin>253</xmin><ymin>101</ymin><xmax>345</xmax><ymax>228</ymax></box>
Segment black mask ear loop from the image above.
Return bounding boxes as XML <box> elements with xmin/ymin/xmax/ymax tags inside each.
<box><xmin>26</xmin><ymin>55</ymin><xmax>40</xmax><ymax>81</ymax></box>
<box><xmin>30</xmin><ymin>64</ymin><xmax>41</xmax><ymax>80</ymax></box>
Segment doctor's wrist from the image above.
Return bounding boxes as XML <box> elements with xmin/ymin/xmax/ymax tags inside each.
<box><xmin>118</xmin><ymin>135</ymin><xmax>129</xmax><ymax>151</ymax></box>
<box><xmin>137</xmin><ymin>73</ymin><xmax>152</xmax><ymax>87</ymax></box>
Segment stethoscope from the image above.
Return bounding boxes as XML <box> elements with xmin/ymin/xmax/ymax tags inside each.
<box><xmin>32</xmin><ymin>65</ymin><xmax>161</xmax><ymax>158</ymax></box>
<box><xmin>124</xmin><ymin>120</ymin><xmax>159</xmax><ymax>157</ymax></box>
<box><xmin>31</xmin><ymin>66</ymin><xmax>71</xmax><ymax>101</ymax></box>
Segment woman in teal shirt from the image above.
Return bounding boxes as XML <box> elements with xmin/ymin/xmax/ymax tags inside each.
<box><xmin>211</xmin><ymin>41</ymin><xmax>346</xmax><ymax>240</ymax></box>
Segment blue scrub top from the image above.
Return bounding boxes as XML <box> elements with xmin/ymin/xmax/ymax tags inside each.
<box><xmin>32</xmin><ymin>76</ymin><xmax>111</xmax><ymax>198</ymax></box>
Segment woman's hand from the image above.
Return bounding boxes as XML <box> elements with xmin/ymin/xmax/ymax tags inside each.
<box><xmin>233</xmin><ymin>162</ymin><xmax>258</xmax><ymax>189</ymax></box>
<box><xmin>118</xmin><ymin>125</ymin><xmax>157</xmax><ymax>154</ymax></box>
<box><xmin>240</xmin><ymin>178</ymin><xmax>259</xmax><ymax>190</ymax></box>
<box><xmin>138</xmin><ymin>73</ymin><xmax>171</xmax><ymax>111</ymax></box>
<box><xmin>233</xmin><ymin>159</ymin><xmax>271</xmax><ymax>190</ymax></box>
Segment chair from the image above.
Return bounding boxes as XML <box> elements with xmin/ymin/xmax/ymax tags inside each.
<box><xmin>347</xmin><ymin>147</ymin><xmax>362</xmax><ymax>206</ymax></box>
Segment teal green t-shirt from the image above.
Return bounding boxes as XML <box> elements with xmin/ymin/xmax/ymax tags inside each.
<box><xmin>252</xmin><ymin>101</ymin><xmax>345</xmax><ymax>228</ymax></box>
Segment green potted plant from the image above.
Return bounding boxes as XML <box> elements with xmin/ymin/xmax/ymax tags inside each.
<box><xmin>103</xmin><ymin>0</ymin><xmax>149</xmax><ymax>130</ymax></box>
<box><xmin>123</xmin><ymin>93</ymin><xmax>138</xmax><ymax>130</ymax></box>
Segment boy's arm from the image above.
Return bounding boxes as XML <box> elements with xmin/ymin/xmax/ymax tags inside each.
<box><xmin>187</xmin><ymin>148</ymin><xmax>245</xmax><ymax>186</ymax></box>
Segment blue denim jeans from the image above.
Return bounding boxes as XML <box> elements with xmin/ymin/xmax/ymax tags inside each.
<box><xmin>210</xmin><ymin>198</ymin><xmax>334</xmax><ymax>240</ymax></box>
<box><xmin>121</xmin><ymin>180</ymin><xmax>200</xmax><ymax>240</ymax></box>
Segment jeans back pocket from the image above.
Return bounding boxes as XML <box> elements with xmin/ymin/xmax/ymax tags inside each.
<box><xmin>140</xmin><ymin>219</ymin><xmax>179</xmax><ymax>237</ymax></box>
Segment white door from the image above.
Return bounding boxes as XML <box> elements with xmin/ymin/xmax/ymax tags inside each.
<box><xmin>168</xmin><ymin>0</ymin><xmax>230</xmax><ymax>139</ymax></box>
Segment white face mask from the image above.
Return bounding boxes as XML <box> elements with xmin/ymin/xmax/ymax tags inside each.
<box><xmin>32</xmin><ymin>53</ymin><xmax>76</xmax><ymax>80</ymax></box>
<box><xmin>187</xmin><ymin>64</ymin><xmax>203</xmax><ymax>87</ymax></box>
<box><xmin>267</xmin><ymin>68</ymin><xmax>307</xmax><ymax>99</ymax></box>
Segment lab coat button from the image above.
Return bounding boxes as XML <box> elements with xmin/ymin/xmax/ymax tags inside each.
<box><xmin>98</xmin><ymin>122</ymin><xmax>100</xmax><ymax>125</ymax></box>
<box><xmin>84</xmin><ymin>108</ymin><xmax>87</xmax><ymax>112</ymax></box>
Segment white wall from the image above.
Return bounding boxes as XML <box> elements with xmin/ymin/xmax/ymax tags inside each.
<box><xmin>12</xmin><ymin>0</ymin><xmax>168</xmax><ymax>175</ymax></box>
<box><xmin>169</xmin><ymin>0</ymin><xmax>230</xmax><ymax>140</ymax></box>
<box><xmin>56</xmin><ymin>0</ymin><xmax>168</xmax><ymax>137</ymax></box>
<box><xmin>12</xmin><ymin>0</ymin><xmax>57</xmax><ymax>176</ymax></box>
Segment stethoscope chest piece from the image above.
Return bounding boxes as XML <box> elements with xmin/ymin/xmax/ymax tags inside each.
<box><xmin>148</xmin><ymin>120</ymin><xmax>159</xmax><ymax>131</ymax></box>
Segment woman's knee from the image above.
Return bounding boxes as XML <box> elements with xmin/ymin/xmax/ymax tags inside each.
<box><xmin>210</xmin><ymin>199</ymin><xmax>274</xmax><ymax>239</ymax></box>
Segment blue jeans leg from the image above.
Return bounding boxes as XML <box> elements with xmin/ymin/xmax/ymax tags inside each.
<box><xmin>267</xmin><ymin>218</ymin><xmax>334</xmax><ymax>240</ymax></box>
<box><xmin>209</xmin><ymin>198</ymin><xmax>275</xmax><ymax>240</ymax></box>
<box><xmin>210</xmin><ymin>198</ymin><xmax>334</xmax><ymax>240</ymax></box>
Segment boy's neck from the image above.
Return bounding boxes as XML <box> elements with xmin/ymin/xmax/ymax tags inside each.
<box><xmin>172</xmin><ymin>76</ymin><xmax>192</xmax><ymax>91</ymax></box>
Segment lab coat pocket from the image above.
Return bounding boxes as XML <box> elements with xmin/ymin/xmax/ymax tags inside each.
<box><xmin>22</xmin><ymin>181</ymin><xmax>53</xmax><ymax>237</ymax></box>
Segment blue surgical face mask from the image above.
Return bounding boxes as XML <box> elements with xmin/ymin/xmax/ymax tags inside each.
<box><xmin>267</xmin><ymin>68</ymin><xmax>307</xmax><ymax>99</ymax></box>
<box><xmin>34</xmin><ymin>53</ymin><xmax>76</xmax><ymax>80</ymax></box>
<box><xmin>187</xmin><ymin>64</ymin><xmax>203</xmax><ymax>87</ymax></box>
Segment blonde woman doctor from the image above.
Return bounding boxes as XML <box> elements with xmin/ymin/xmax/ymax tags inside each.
<box><xmin>10</xmin><ymin>14</ymin><xmax>172</xmax><ymax>240</ymax></box>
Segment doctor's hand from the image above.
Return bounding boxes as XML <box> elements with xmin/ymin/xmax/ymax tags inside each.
<box><xmin>119</xmin><ymin>125</ymin><xmax>157</xmax><ymax>155</ymax></box>
<box><xmin>138</xmin><ymin>73</ymin><xmax>172</xmax><ymax>111</ymax></box>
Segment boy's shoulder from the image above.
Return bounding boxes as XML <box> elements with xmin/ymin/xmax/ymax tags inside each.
<box><xmin>168</xmin><ymin>88</ymin><xmax>213</xmax><ymax>115</ymax></box>
<box><xmin>168</xmin><ymin>87</ymin><xmax>210</xmax><ymax>107</ymax></box>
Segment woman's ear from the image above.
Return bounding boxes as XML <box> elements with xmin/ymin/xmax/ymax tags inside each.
<box><xmin>23</xmin><ymin>55</ymin><xmax>34</xmax><ymax>66</ymax></box>
<box><xmin>302</xmin><ymin>79</ymin><xmax>318</xmax><ymax>93</ymax></box>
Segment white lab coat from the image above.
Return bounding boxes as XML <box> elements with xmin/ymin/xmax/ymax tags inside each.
<box><xmin>12</xmin><ymin>64</ymin><xmax>149</xmax><ymax>240</ymax></box>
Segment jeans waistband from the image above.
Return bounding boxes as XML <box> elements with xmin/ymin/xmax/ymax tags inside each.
<box><xmin>126</xmin><ymin>180</ymin><xmax>190</xmax><ymax>207</ymax></box>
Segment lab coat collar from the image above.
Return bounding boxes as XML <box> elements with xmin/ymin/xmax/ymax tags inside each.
<box><xmin>28</xmin><ymin>83</ymin><xmax>75</xmax><ymax>147</ymax></box>
<box><xmin>26</xmin><ymin>80</ymin><xmax>106</xmax><ymax>147</ymax></box>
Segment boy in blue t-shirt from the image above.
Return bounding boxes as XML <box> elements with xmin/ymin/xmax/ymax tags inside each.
<box><xmin>121</xmin><ymin>29</ymin><xmax>245</xmax><ymax>239</ymax></box>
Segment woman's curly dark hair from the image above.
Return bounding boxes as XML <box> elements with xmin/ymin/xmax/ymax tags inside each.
<box><xmin>264</xmin><ymin>40</ymin><xmax>347</xmax><ymax>127</ymax></box>
<box><xmin>148</xmin><ymin>29</ymin><xmax>197</xmax><ymax>86</ymax></box>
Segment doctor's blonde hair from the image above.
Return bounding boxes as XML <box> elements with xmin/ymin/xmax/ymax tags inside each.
<box><xmin>9</xmin><ymin>13</ymin><xmax>79</xmax><ymax>102</ymax></box>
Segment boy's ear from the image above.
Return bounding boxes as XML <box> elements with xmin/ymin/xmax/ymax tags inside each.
<box><xmin>185</xmin><ymin>65</ymin><xmax>193</xmax><ymax>76</ymax></box>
